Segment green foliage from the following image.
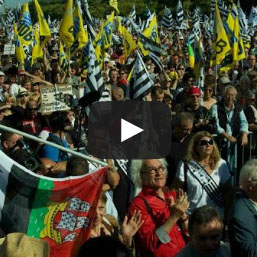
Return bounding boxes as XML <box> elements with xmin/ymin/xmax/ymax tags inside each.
<box><xmin>26</xmin><ymin>0</ymin><xmax>254</xmax><ymax>22</ymax></box>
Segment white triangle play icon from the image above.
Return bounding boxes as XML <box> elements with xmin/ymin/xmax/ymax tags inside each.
<box><xmin>121</xmin><ymin>119</ymin><xmax>144</xmax><ymax>142</ymax></box>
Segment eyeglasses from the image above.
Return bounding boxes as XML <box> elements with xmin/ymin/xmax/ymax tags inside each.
<box><xmin>142</xmin><ymin>166</ymin><xmax>165</xmax><ymax>175</ymax></box>
<box><xmin>199</xmin><ymin>139</ymin><xmax>214</xmax><ymax>146</ymax></box>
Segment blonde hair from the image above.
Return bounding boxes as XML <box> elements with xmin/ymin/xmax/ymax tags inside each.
<box><xmin>185</xmin><ymin>131</ymin><xmax>220</xmax><ymax>170</ymax></box>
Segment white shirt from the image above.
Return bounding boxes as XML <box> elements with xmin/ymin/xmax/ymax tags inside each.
<box><xmin>176</xmin><ymin>159</ymin><xmax>231</xmax><ymax>217</ymax></box>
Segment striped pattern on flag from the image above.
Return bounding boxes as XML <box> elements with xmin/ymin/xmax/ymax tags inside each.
<box><xmin>139</xmin><ymin>33</ymin><xmax>162</xmax><ymax>56</ymax></box>
<box><xmin>85</xmin><ymin>40</ymin><xmax>104</xmax><ymax>95</ymax></box>
<box><xmin>82</xmin><ymin>0</ymin><xmax>96</xmax><ymax>40</ymax></box>
<box><xmin>211</xmin><ymin>0</ymin><xmax>229</xmax><ymax>20</ymax></box>
<box><xmin>130</xmin><ymin>52</ymin><xmax>154</xmax><ymax>100</ymax></box>
<box><xmin>129</xmin><ymin>6</ymin><xmax>136</xmax><ymax>21</ymax></box>
<box><xmin>189</xmin><ymin>21</ymin><xmax>201</xmax><ymax>45</ymax></box>
<box><xmin>238</xmin><ymin>7</ymin><xmax>248</xmax><ymax>34</ymax></box>
<box><xmin>6</xmin><ymin>10</ymin><xmax>15</xmax><ymax>25</ymax></box>
<box><xmin>148</xmin><ymin>51</ymin><xmax>163</xmax><ymax>72</ymax></box>
<box><xmin>162</xmin><ymin>8</ymin><xmax>173</xmax><ymax>29</ymax></box>
<box><xmin>176</xmin><ymin>0</ymin><xmax>184</xmax><ymax>26</ymax></box>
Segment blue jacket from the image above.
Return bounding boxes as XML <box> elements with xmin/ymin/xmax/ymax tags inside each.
<box><xmin>228</xmin><ymin>193</ymin><xmax>257</xmax><ymax>257</ymax></box>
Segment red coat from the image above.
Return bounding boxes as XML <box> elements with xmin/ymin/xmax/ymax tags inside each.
<box><xmin>128</xmin><ymin>186</ymin><xmax>186</xmax><ymax>257</ymax></box>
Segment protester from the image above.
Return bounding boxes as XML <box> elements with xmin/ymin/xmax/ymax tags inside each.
<box><xmin>129</xmin><ymin>159</ymin><xmax>189</xmax><ymax>257</ymax></box>
<box><xmin>175</xmin><ymin>205</ymin><xmax>230</xmax><ymax>257</ymax></box>
<box><xmin>228</xmin><ymin>159</ymin><xmax>257</xmax><ymax>257</ymax></box>
<box><xmin>173</xmin><ymin>131</ymin><xmax>231</xmax><ymax>219</ymax></box>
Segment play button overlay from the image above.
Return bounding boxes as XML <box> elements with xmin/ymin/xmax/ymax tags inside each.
<box><xmin>87</xmin><ymin>101</ymin><xmax>171</xmax><ymax>159</ymax></box>
<box><xmin>121</xmin><ymin>119</ymin><xmax>144</xmax><ymax>142</ymax></box>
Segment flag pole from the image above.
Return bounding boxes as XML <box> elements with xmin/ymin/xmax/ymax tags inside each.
<box><xmin>0</xmin><ymin>124</ymin><xmax>107</xmax><ymax>167</ymax></box>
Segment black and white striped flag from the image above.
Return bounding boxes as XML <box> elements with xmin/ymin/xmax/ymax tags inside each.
<box><xmin>139</xmin><ymin>33</ymin><xmax>162</xmax><ymax>56</ymax></box>
<box><xmin>176</xmin><ymin>0</ymin><xmax>184</xmax><ymax>27</ymax></box>
<box><xmin>0</xmin><ymin>0</ymin><xmax>4</xmax><ymax>7</ymax></box>
<box><xmin>130</xmin><ymin>51</ymin><xmax>154</xmax><ymax>100</ymax></box>
<box><xmin>189</xmin><ymin>21</ymin><xmax>201</xmax><ymax>44</ymax></box>
<box><xmin>6</xmin><ymin>10</ymin><xmax>15</xmax><ymax>25</ymax></box>
<box><xmin>162</xmin><ymin>7</ymin><xmax>173</xmax><ymax>29</ymax></box>
<box><xmin>129</xmin><ymin>5</ymin><xmax>136</xmax><ymax>21</ymax></box>
<box><xmin>82</xmin><ymin>0</ymin><xmax>96</xmax><ymax>40</ymax></box>
<box><xmin>249</xmin><ymin>6</ymin><xmax>257</xmax><ymax>28</ymax></box>
<box><xmin>192</xmin><ymin>7</ymin><xmax>201</xmax><ymax>27</ymax></box>
<box><xmin>238</xmin><ymin>7</ymin><xmax>248</xmax><ymax>34</ymax></box>
<box><xmin>85</xmin><ymin>40</ymin><xmax>104</xmax><ymax>96</ymax></box>
<box><xmin>211</xmin><ymin>0</ymin><xmax>229</xmax><ymax>20</ymax></box>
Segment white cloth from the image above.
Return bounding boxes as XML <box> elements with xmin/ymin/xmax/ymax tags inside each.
<box><xmin>176</xmin><ymin>159</ymin><xmax>230</xmax><ymax>218</ymax></box>
<box><xmin>9</xmin><ymin>83</ymin><xmax>21</xmax><ymax>98</ymax></box>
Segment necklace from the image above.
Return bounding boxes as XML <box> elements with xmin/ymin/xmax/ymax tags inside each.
<box><xmin>199</xmin><ymin>161</ymin><xmax>210</xmax><ymax>169</ymax></box>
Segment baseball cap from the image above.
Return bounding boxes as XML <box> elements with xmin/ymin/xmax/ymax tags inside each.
<box><xmin>187</xmin><ymin>86</ymin><xmax>201</xmax><ymax>96</ymax></box>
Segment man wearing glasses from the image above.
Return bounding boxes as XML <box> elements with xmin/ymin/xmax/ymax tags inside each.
<box><xmin>21</xmin><ymin>100</ymin><xmax>49</xmax><ymax>150</ymax></box>
<box><xmin>129</xmin><ymin>159</ymin><xmax>189</xmax><ymax>257</ymax></box>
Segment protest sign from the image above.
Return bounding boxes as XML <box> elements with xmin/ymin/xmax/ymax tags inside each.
<box><xmin>40</xmin><ymin>84</ymin><xmax>73</xmax><ymax>113</ymax></box>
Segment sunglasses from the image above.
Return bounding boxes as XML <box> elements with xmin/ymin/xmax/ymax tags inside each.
<box><xmin>27</xmin><ymin>107</ymin><xmax>39</xmax><ymax>111</ymax></box>
<box><xmin>199</xmin><ymin>139</ymin><xmax>214</xmax><ymax>146</ymax></box>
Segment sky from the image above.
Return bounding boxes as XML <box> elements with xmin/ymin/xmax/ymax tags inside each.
<box><xmin>3</xmin><ymin>0</ymin><xmax>31</xmax><ymax>8</ymax></box>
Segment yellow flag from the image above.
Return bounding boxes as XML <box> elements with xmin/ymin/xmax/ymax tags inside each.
<box><xmin>210</xmin><ymin>1</ymin><xmax>231</xmax><ymax>67</ymax></box>
<box><xmin>59</xmin><ymin>0</ymin><xmax>74</xmax><ymax>48</ymax></box>
<box><xmin>32</xmin><ymin>26</ymin><xmax>43</xmax><ymax>64</ymax></box>
<box><xmin>122</xmin><ymin>26</ymin><xmax>137</xmax><ymax>59</ymax></box>
<box><xmin>59</xmin><ymin>40</ymin><xmax>68</xmax><ymax>71</ymax></box>
<box><xmin>18</xmin><ymin>3</ymin><xmax>33</xmax><ymax>47</ymax></box>
<box><xmin>116</xmin><ymin>16</ymin><xmax>122</xmax><ymax>34</ymax></box>
<box><xmin>103</xmin><ymin>11</ymin><xmax>115</xmax><ymax>50</ymax></box>
<box><xmin>34</xmin><ymin>0</ymin><xmax>51</xmax><ymax>49</ymax></box>
<box><xmin>143</xmin><ymin>14</ymin><xmax>160</xmax><ymax>44</ymax></box>
<box><xmin>14</xmin><ymin>23</ymin><xmax>26</xmax><ymax>66</ymax></box>
<box><xmin>94</xmin><ymin>23</ymin><xmax>105</xmax><ymax>68</ymax></box>
<box><xmin>109</xmin><ymin>0</ymin><xmax>119</xmax><ymax>13</ymax></box>
<box><xmin>235</xmin><ymin>16</ymin><xmax>245</xmax><ymax>61</ymax></box>
<box><xmin>70</xmin><ymin>4</ymin><xmax>88</xmax><ymax>56</ymax></box>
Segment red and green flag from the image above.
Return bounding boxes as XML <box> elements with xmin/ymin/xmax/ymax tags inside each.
<box><xmin>0</xmin><ymin>151</ymin><xmax>107</xmax><ymax>257</ymax></box>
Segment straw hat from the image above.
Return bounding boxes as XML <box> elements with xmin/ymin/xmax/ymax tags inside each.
<box><xmin>0</xmin><ymin>233</ymin><xmax>49</xmax><ymax>257</ymax></box>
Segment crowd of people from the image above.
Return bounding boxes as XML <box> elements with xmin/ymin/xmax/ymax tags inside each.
<box><xmin>0</xmin><ymin>2</ymin><xmax>257</xmax><ymax>257</ymax></box>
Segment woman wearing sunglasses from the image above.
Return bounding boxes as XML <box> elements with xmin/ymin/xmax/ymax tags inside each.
<box><xmin>172</xmin><ymin>131</ymin><xmax>231</xmax><ymax>220</ymax></box>
<box><xmin>203</xmin><ymin>83</ymin><xmax>217</xmax><ymax>110</ymax></box>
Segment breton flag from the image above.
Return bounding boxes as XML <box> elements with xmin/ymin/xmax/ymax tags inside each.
<box><xmin>211</xmin><ymin>0</ymin><xmax>229</xmax><ymax>20</ymax></box>
<box><xmin>130</xmin><ymin>51</ymin><xmax>154</xmax><ymax>100</ymax></box>
<box><xmin>0</xmin><ymin>0</ymin><xmax>4</xmax><ymax>7</ymax></box>
<box><xmin>82</xmin><ymin>0</ymin><xmax>96</xmax><ymax>40</ymax></box>
<box><xmin>0</xmin><ymin>150</ymin><xmax>107</xmax><ymax>257</ymax></box>
<box><xmin>59</xmin><ymin>40</ymin><xmax>69</xmax><ymax>71</ymax></box>
<box><xmin>6</xmin><ymin>10</ymin><xmax>15</xmax><ymax>25</ymax></box>
<box><xmin>34</xmin><ymin>0</ymin><xmax>51</xmax><ymax>50</ymax></box>
<box><xmin>109</xmin><ymin>0</ymin><xmax>119</xmax><ymax>13</ymax></box>
<box><xmin>162</xmin><ymin>7</ymin><xmax>173</xmax><ymax>29</ymax></box>
<box><xmin>59</xmin><ymin>0</ymin><xmax>74</xmax><ymax>48</ymax></box>
<box><xmin>32</xmin><ymin>26</ymin><xmax>43</xmax><ymax>64</ymax></box>
<box><xmin>248</xmin><ymin>6</ymin><xmax>257</xmax><ymax>28</ymax></box>
<box><xmin>14</xmin><ymin>23</ymin><xmax>26</xmax><ymax>66</ymax></box>
<box><xmin>85</xmin><ymin>39</ymin><xmax>104</xmax><ymax>96</ymax></box>
<box><xmin>122</xmin><ymin>26</ymin><xmax>137</xmax><ymax>60</ymax></box>
<box><xmin>129</xmin><ymin>5</ymin><xmax>136</xmax><ymax>21</ymax></box>
<box><xmin>210</xmin><ymin>1</ymin><xmax>231</xmax><ymax>67</ymax></box>
<box><xmin>176</xmin><ymin>0</ymin><xmax>184</xmax><ymax>27</ymax></box>
<box><xmin>238</xmin><ymin>7</ymin><xmax>248</xmax><ymax>35</ymax></box>
<box><xmin>18</xmin><ymin>3</ymin><xmax>33</xmax><ymax>47</ymax></box>
<box><xmin>70</xmin><ymin>4</ymin><xmax>88</xmax><ymax>56</ymax></box>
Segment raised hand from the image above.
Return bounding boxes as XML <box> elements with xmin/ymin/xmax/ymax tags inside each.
<box><xmin>169</xmin><ymin>189</ymin><xmax>189</xmax><ymax>219</ymax></box>
<box><xmin>121</xmin><ymin>210</ymin><xmax>144</xmax><ymax>246</ymax></box>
